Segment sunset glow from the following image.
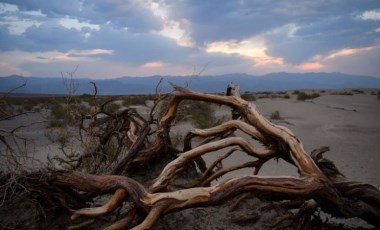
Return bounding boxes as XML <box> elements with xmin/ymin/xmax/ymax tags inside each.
<box><xmin>0</xmin><ymin>1</ymin><xmax>379</xmax><ymax>78</ymax></box>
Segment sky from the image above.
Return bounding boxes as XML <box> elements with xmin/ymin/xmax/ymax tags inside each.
<box><xmin>0</xmin><ymin>0</ymin><xmax>379</xmax><ymax>79</ymax></box>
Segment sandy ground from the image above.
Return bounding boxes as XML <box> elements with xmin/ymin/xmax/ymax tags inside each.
<box><xmin>169</xmin><ymin>90</ymin><xmax>380</xmax><ymax>189</ymax></box>
<box><xmin>1</xmin><ymin>89</ymin><xmax>379</xmax><ymax>229</ymax></box>
<box><xmin>255</xmin><ymin>91</ymin><xmax>380</xmax><ymax>186</ymax></box>
<box><xmin>3</xmin><ymin>91</ymin><xmax>379</xmax><ymax>185</ymax></box>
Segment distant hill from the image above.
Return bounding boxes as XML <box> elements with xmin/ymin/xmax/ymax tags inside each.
<box><xmin>1</xmin><ymin>72</ymin><xmax>380</xmax><ymax>95</ymax></box>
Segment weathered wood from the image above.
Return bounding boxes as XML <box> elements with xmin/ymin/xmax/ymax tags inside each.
<box><xmin>56</xmin><ymin>86</ymin><xmax>380</xmax><ymax>228</ymax></box>
<box><xmin>71</xmin><ymin>188</ymin><xmax>127</xmax><ymax>220</ymax></box>
<box><xmin>150</xmin><ymin>137</ymin><xmax>273</xmax><ymax>192</ymax></box>
<box><xmin>2</xmin><ymin>84</ymin><xmax>379</xmax><ymax>229</ymax></box>
<box><xmin>53</xmin><ymin>170</ymin><xmax>320</xmax><ymax>229</ymax></box>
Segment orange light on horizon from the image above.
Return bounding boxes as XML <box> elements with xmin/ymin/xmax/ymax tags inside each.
<box><xmin>141</xmin><ymin>61</ymin><xmax>165</xmax><ymax>68</ymax></box>
<box><xmin>298</xmin><ymin>62</ymin><xmax>324</xmax><ymax>71</ymax></box>
<box><xmin>205</xmin><ymin>38</ymin><xmax>284</xmax><ymax>66</ymax></box>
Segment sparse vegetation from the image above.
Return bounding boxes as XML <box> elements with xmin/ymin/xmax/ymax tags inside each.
<box><xmin>1</xmin><ymin>85</ymin><xmax>380</xmax><ymax>230</ymax></box>
<box><xmin>103</xmin><ymin>101</ymin><xmax>122</xmax><ymax>113</ymax></box>
<box><xmin>159</xmin><ymin>98</ymin><xmax>220</xmax><ymax>128</ymax></box>
<box><xmin>188</xmin><ymin>101</ymin><xmax>218</xmax><ymax>128</ymax></box>
<box><xmin>332</xmin><ymin>91</ymin><xmax>353</xmax><ymax>96</ymax></box>
<box><xmin>297</xmin><ymin>92</ymin><xmax>320</xmax><ymax>101</ymax></box>
<box><xmin>352</xmin><ymin>89</ymin><xmax>365</xmax><ymax>94</ymax></box>
<box><xmin>241</xmin><ymin>93</ymin><xmax>256</xmax><ymax>101</ymax></box>
<box><xmin>254</xmin><ymin>91</ymin><xmax>287</xmax><ymax>99</ymax></box>
<box><xmin>270</xmin><ymin>110</ymin><xmax>282</xmax><ymax>120</ymax></box>
<box><xmin>122</xmin><ymin>95</ymin><xmax>153</xmax><ymax>107</ymax></box>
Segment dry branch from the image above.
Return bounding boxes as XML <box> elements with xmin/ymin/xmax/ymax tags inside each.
<box><xmin>1</xmin><ymin>83</ymin><xmax>379</xmax><ymax>229</ymax></box>
<box><xmin>52</xmin><ymin>170</ymin><xmax>319</xmax><ymax>229</ymax></box>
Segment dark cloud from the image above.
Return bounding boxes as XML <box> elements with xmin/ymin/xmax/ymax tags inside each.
<box><xmin>0</xmin><ymin>0</ymin><xmax>379</xmax><ymax>77</ymax></box>
<box><xmin>86</xmin><ymin>24</ymin><xmax>248</xmax><ymax>67</ymax></box>
<box><xmin>0</xmin><ymin>0</ymin><xmax>82</xmax><ymax>17</ymax></box>
<box><xmin>1</xmin><ymin>0</ymin><xmax>163</xmax><ymax>32</ymax></box>
<box><xmin>266</xmin><ymin>13</ymin><xmax>380</xmax><ymax>64</ymax></box>
<box><xmin>166</xmin><ymin>0</ymin><xmax>380</xmax><ymax>62</ymax></box>
<box><xmin>83</xmin><ymin>25</ymin><xmax>187</xmax><ymax>64</ymax></box>
<box><xmin>0</xmin><ymin>25</ymin><xmax>24</xmax><ymax>50</ymax></box>
<box><xmin>0</xmin><ymin>22</ymin><xmax>86</xmax><ymax>52</ymax></box>
<box><xmin>167</xmin><ymin>0</ymin><xmax>288</xmax><ymax>43</ymax></box>
<box><xmin>81</xmin><ymin>0</ymin><xmax>163</xmax><ymax>32</ymax></box>
<box><xmin>324</xmin><ymin>45</ymin><xmax>380</xmax><ymax>77</ymax></box>
<box><xmin>24</xmin><ymin>22</ymin><xmax>87</xmax><ymax>51</ymax></box>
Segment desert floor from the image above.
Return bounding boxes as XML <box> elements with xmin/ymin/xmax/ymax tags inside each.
<box><xmin>170</xmin><ymin>90</ymin><xmax>380</xmax><ymax>188</ymax></box>
<box><xmin>1</xmin><ymin>89</ymin><xmax>379</xmax><ymax>229</ymax></box>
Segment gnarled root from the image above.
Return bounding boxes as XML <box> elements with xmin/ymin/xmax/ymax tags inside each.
<box><xmin>71</xmin><ymin>188</ymin><xmax>127</xmax><ymax>220</ymax></box>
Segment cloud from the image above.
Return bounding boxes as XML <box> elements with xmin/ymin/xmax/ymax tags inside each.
<box><xmin>166</xmin><ymin>0</ymin><xmax>291</xmax><ymax>44</ymax></box>
<box><xmin>67</xmin><ymin>49</ymin><xmax>113</xmax><ymax>57</ymax></box>
<box><xmin>165</xmin><ymin>0</ymin><xmax>380</xmax><ymax>65</ymax></box>
<box><xmin>59</xmin><ymin>17</ymin><xmax>100</xmax><ymax>31</ymax></box>
<box><xmin>265</xmin><ymin>13</ymin><xmax>380</xmax><ymax>64</ymax></box>
<box><xmin>294</xmin><ymin>44</ymin><xmax>380</xmax><ymax>76</ymax></box>
<box><xmin>0</xmin><ymin>60</ymin><xmax>30</xmax><ymax>76</ymax></box>
<box><xmin>0</xmin><ymin>49</ymin><xmax>113</xmax><ymax>66</ymax></box>
<box><xmin>205</xmin><ymin>37</ymin><xmax>284</xmax><ymax>66</ymax></box>
<box><xmin>0</xmin><ymin>0</ymin><xmax>379</xmax><ymax>78</ymax></box>
<box><xmin>360</xmin><ymin>9</ymin><xmax>380</xmax><ymax>20</ymax></box>
<box><xmin>81</xmin><ymin>0</ymin><xmax>164</xmax><ymax>32</ymax></box>
<box><xmin>141</xmin><ymin>61</ymin><xmax>165</xmax><ymax>68</ymax></box>
<box><xmin>324</xmin><ymin>46</ymin><xmax>380</xmax><ymax>77</ymax></box>
<box><xmin>0</xmin><ymin>0</ymin><xmax>163</xmax><ymax>32</ymax></box>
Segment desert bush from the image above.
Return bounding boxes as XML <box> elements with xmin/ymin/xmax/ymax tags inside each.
<box><xmin>49</xmin><ymin>101</ymin><xmax>91</xmax><ymax>127</ymax></box>
<box><xmin>332</xmin><ymin>92</ymin><xmax>353</xmax><ymax>96</ymax></box>
<box><xmin>255</xmin><ymin>92</ymin><xmax>281</xmax><ymax>99</ymax></box>
<box><xmin>80</xmin><ymin>93</ymin><xmax>92</xmax><ymax>98</ymax></box>
<box><xmin>45</xmin><ymin>128</ymin><xmax>68</xmax><ymax>144</ymax></box>
<box><xmin>292</xmin><ymin>90</ymin><xmax>300</xmax><ymax>95</ymax></box>
<box><xmin>352</xmin><ymin>89</ymin><xmax>365</xmax><ymax>94</ymax></box>
<box><xmin>122</xmin><ymin>95</ymin><xmax>153</xmax><ymax>107</ymax></box>
<box><xmin>158</xmin><ymin>99</ymin><xmax>218</xmax><ymax>128</ymax></box>
<box><xmin>283</xmin><ymin>94</ymin><xmax>290</xmax><ymax>99</ymax></box>
<box><xmin>270</xmin><ymin>110</ymin><xmax>282</xmax><ymax>120</ymax></box>
<box><xmin>189</xmin><ymin>101</ymin><xmax>217</xmax><ymax>128</ymax></box>
<box><xmin>241</xmin><ymin>93</ymin><xmax>256</xmax><ymax>101</ymax></box>
<box><xmin>22</xmin><ymin>103</ymin><xmax>34</xmax><ymax>111</ymax></box>
<box><xmin>297</xmin><ymin>92</ymin><xmax>320</xmax><ymax>101</ymax></box>
<box><xmin>33</xmin><ymin>106</ymin><xmax>41</xmax><ymax>113</ymax></box>
<box><xmin>86</xmin><ymin>97</ymin><xmax>111</xmax><ymax>107</ymax></box>
<box><xmin>48</xmin><ymin>119</ymin><xmax>66</xmax><ymax>128</ymax></box>
<box><xmin>6</xmin><ymin>97</ymin><xmax>24</xmax><ymax>106</ymax></box>
<box><xmin>50</xmin><ymin>103</ymin><xmax>66</xmax><ymax>120</ymax></box>
<box><xmin>103</xmin><ymin>102</ymin><xmax>121</xmax><ymax>113</ymax></box>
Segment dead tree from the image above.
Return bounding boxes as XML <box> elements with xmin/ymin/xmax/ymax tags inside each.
<box><xmin>1</xmin><ymin>84</ymin><xmax>379</xmax><ymax>229</ymax></box>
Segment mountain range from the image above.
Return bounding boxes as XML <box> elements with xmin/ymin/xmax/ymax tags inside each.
<box><xmin>1</xmin><ymin>72</ymin><xmax>380</xmax><ymax>95</ymax></box>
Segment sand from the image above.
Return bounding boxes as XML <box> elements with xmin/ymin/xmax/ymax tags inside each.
<box><xmin>1</xmin><ymin>90</ymin><xmax>379</xmax><ymax>185</ymax></box>
<box><xmin>1</xmin><ymin>89</ymin><xmax>379</xmax><ymax>229</ymax></box>
<box><xmin>255</xmin><ymin>91</ymin><xmax>380</xmax><ymax>186</ymax></box>
<box><xmin>169</xmin><ymin>90</ymin><xmax>380</xmax><ymax>189</ymax></box>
